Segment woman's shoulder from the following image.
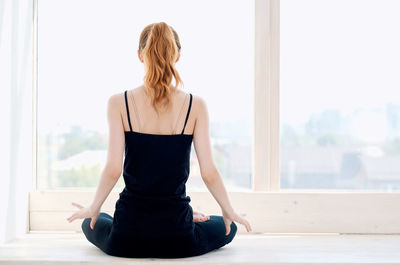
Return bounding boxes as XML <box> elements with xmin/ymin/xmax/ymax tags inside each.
<box><xmin>108</xmin><ymin>88</ymin><xmax>208</xmax><ymax>114</ymax></box>
<box><xmin>108</xmin><ymin>91</ymin><xmax>124</xmax><ymax>106</ymax></box>
<box><xmin>190</xmin><ymin>93</ymin><xmax>207</xmax><ymax>114</ymax></box>
<box><xmin>106</xmin><ymin>90</ymin><xmax>132</xmax><ymax>113</ymax></box>
<box><xmin>109</xmin><ymin>87</ymin><xmax>141</xmax><ymax>103</ymax></box>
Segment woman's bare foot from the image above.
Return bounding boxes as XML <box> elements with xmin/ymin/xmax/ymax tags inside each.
<box><xmin>193</xmin><ymin>210</ymin><xmax>210</xmax><ymax>222</ymax></box>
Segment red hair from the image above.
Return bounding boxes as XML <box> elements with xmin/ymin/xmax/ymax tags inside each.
<box><xmin>139</xmin><ymin>22</ymin><xmax>184</xmax><ymax>114</ymax></box>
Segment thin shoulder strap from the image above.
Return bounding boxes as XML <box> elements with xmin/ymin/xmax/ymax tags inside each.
<box><xmin>172</xmin><ymin>93</ymin><xmax>188</xmax><ymax>134</ymax></box>
<box><xmin>181</xmin><ymin>93</ymin><xmax>193</xmax><ymax>134</ymax></box>
<box><xmin>124</xmin><ymin>90</ymin><xmax>133</xmax><ymax>132</ymax></box>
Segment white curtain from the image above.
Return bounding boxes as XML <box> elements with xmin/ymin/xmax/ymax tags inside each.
<box><xmin>0</xmin><ymin>0</ymin><xmax>34</xmax><ymax>244</ymax></box>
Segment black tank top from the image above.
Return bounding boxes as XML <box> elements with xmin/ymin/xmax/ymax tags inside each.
<box><xmin>112</xmin><ymin>90</ymin><xmax>195</xmax><ymax>238</ymax></box>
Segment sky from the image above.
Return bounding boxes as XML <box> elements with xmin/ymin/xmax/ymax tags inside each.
<box><xmin>280</xmin><ymin>0</ymin><xmax>400</xmax><ymax>127</ymax></box>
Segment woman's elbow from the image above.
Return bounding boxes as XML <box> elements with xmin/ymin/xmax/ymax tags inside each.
<box><xmin>104</xmin><ymin>164</ymin><xmax>122</xmax><ymax>180</ymax></box>
<box><xmin>201</xmin><ymin>166</ymin><xmax>220</xmax><ymax>185</ymax></box>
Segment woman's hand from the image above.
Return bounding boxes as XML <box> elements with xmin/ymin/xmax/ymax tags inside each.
<box><xmin>66</xmin><ymin>202</ymin><xmax>100</xmax><ymax>230</ymax></box>
<box><xmin>193</xmin><ymin>210</ymin><xmax>210</xmax><ymax>222</ymax></box>
<box><xmin>222</xmin><ymin>209</ymin><xmax>252</xmax><ymax>235</ymax></box>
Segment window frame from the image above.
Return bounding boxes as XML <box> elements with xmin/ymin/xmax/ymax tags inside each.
<box><xmin>28</xmin><ymin>0</ymin><xmax>400</xmax><ymax>234</ymax></box>
<box><xmin>253</xmin><ymin>0</ymin><xmax>280</xmax><ymax>191</ymax></box>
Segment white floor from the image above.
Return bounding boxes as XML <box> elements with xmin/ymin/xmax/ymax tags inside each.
<box><xmin>1</xmin><ymin>233</ymin><xmax>400</xmax><ymax>265</ymax></box>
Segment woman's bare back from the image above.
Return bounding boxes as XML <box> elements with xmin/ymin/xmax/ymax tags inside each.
<box><xmin>122</xmin><ymin>85</ymin><xmax>196</xmax><ymax>135</ymax></box>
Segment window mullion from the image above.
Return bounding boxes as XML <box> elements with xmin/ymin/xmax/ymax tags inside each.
<box><xmin>254</xmin><ymin>0</ymin><xmax>280</xmax><ymax>191</ymax></box>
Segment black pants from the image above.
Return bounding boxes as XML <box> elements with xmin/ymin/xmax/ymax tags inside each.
<box><xmin>81</xmin><ymin>212</ymin><xmax>237</xmax><ymax>258</ymax></box>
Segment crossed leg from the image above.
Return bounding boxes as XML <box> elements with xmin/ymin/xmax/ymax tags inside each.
<box><xmin>194</xmin><ymin>215</ymin><xmax>238</xmax><ymax>255</ymax></box>
<box><xmin>82</xmin><ymin>212</ymin><xmax>237</xmax><ymax>257</ymax></box>
<box><xmin>81</xmin><ymin>212</ymin><xmax>113</xmax><ymax>254</ymax></box>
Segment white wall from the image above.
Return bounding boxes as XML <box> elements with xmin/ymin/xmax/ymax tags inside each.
<box><xmin>0</xmin><ymin>0</ymin><xmax>34</xmax><ymax>244</ymax></box>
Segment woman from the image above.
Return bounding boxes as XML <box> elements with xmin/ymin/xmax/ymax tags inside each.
<box><xmin>67</xmin><ymin>21</ymin><xmax>252</xmax><ymax>258</ymax></box>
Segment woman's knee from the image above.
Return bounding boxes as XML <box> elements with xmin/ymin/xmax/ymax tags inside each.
<box><xmin>99</xmin><ymin>212</ymin><xmax>113</xmax><ymax>220</ymax></box>
<box><xmin>225</xmin><ymin>221</ymin><xmax>237</xmax><ymax>244</ymax></box>
<box><xmin>209</xmin><ymin>215</ymin><xmax>237</xmax><ymax>239</ymax></box>
<box><xmin>81</xmin><ymin>212</ymin><xmax>111</xmax><ymax>232</ymax></box>
<box><xmin>81</xmin><ymin>217</ymin><xmax>92</xmax><ymax>234</ymax></box>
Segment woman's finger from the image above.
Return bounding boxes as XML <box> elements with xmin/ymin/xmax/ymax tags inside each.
<box><xmin>67</xmin><ymin>212</ymin><xmax>78</xmax><ymax>223</ymax></box>
<box><xmin>66</xmin><ymin>215</ymin><xmax>73</xmax><ymax>222</ymax></box>
<box><xmin>196</xmin><ymin>212</ymin><xmax>207</xmax><ymax>218</ymax></box>
<box><xmin>224</xmin><ymin>219</ymin><xmax>232</xmax><ymax>236</ymax></box>
<box><xmin>200</xmin><ymin>214</ymin><xmax>209</xmax><ymax>220</ymax></box>
<box><xmin>90</xmin><ymin>216</ymin><xmax>98</xmax><ymax>230</ymax></box>
<box><xmin>242</xmin><ymin>218</ymin><xmax>252</xmax><ymax>232</ymax></box>
<box><xmin>235</xmin><ymin>216</ymin><xmax>251</xmax><ymax>232</ymax></box>
<box><xmin>243</xmin><ymin>220</ymin><xmax>250</xmax><ymax>232</ymax></box>
<box><xmin>72</xmin><ymin>202</ymin><xmax>84</xmax><ymax>209</ymax></box>
<box><xmin>247</xmin><ymin>220</ymin><xmax>252</xmax><ymax>232</ymax></box>
<box><xmin>67</xmin><ymin>213</ymin><xmax>76</xmax><ymax>222</ymax></box>
<box><xmin>193</xmin><ymin>211</ymin><xmax>209</xmax><ymax>222</ymax></box>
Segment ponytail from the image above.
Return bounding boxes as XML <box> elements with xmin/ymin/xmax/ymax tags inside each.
<box><xmin>139</xmin><ymin>22</ymin><xmax>184</xmax><ymax>114</ymax></box>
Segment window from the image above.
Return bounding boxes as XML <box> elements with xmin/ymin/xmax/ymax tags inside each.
<box><xmin>280</xmin><ymin>0</ymin><xmax>400</xmax><ymax>191</ymax></box>
<box><xmin>36</xmin><ymin>0</ymin><xmax>254</xmax><ymax>191</ymax></box>
<box><xmin>28</xmin><ymin>0</ymin><xmax>400</xmax><ymax>233</ymax></box>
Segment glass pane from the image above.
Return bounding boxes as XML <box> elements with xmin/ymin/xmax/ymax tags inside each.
<box><xmin>37</xmin><ymin>0</ymin><xmax>254</xmax><ymax>191</ymax></box>
<box><xmin>280</xmin><ymin>0</ymin><xmax>400</xmax><ymax>191</ymax></box>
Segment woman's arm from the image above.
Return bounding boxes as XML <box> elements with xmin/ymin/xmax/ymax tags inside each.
<box><xmin>67</xmin><ymin>93</ymin><xmax>125</xmax><ymax>228</ymax></box>
<box><xmin>90</xmin><ymin>93</ymin><xmax>125</xmax><ymax>211</ymax></box>
<box><xmin>192</xmin><ymin>96</ymin><xmax>252</xmax><ymax>234</ymax></box>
